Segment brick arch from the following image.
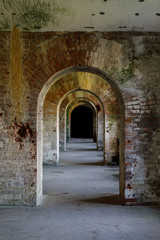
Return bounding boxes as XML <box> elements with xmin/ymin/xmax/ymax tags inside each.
<box><xmin>66</xmin><ymin>97</ymin><xmax>98</xmax><ymax>113</ymax></box>
<box><xmin>67</xmin><ymin>98</ymin><xmax>97</xmax><ymax>144</ymax></box>
<box><xmin>23</xmin><ymin>33</ymin><xmax>108</xmax><ymax>89</ymax></box>
<box><xmin>68</xmin><ymin>99</ymin><xmax>96</xmax><ymax>112</ymax></box>
<box><xmin>58</xmin><ymin>88</ymin><xmax>105</xmax><ymax>112</ymax></box>
<box><xmin>22</xmin><ymin>33</ymin><xmax>123</xmax><ymax>115</ymax></box>
<box><xmin>37</xmin><ymin>66</ymin><xmax>125</xmax><ymax>206</ymax></box>
<box><xmin>59</xmin><ymin>90</ymin><xmax>104</xmax><ymax>151</ymax></box>
<box><xmin>27</xmin><ymin>34</ymin><xmax>125</xmax><ymax>206</ymax></box>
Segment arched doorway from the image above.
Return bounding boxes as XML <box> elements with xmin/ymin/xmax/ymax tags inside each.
<box><xmin>37</xmin><ymin>66</ymin><xmax>124</xmax><ymax>206</ymax></box>
<box><xmin>71</xmin><ymin>105</ymin><xmax>93</xmax><ymax>139</ymax></box>
<box><xmin>20</xmin><ymin>32</ymin><xmax>159</xmax><ymax>207</ymax></box>
<box><xmin>59</xmin><ymin>92</ymin><xmax>104</xmax><ymax>152</ymax></box>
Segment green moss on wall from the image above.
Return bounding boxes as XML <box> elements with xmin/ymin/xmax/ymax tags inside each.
<box><xmin>109</xmin><ymin>62</ymin><xmax>135</xmax><ymax>85</ymax></box>
<box><xmin>108</xmin><ymin>45</ymin><xmax>160</xmax><ymax>86</ymax></box>
<box><xmin>1</xmin><ymin>0</ymin><xmax>51</xmax><ymax>30</ymax></box>
<box><xmin>0</xmin><ymin>0</ymin><xmax>69</xmax><ymax>30</ymax></box>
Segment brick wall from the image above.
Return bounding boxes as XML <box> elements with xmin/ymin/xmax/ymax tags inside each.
<box><xmin>0</xmin><ymin>30</ymin><xmax>160</xmax><ymax>205</ymax></box>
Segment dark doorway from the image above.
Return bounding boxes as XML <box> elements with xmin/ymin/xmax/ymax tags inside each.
<box><xmin>71</xmin><ymin>106</ymin><xmax>93</xmax><ymax>138</ymax></box>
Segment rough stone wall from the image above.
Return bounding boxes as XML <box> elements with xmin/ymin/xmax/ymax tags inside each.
<box><xmin>0</xmin><ymin>30</ymin><xmax>160</xmax><ymax>206</ymax></box>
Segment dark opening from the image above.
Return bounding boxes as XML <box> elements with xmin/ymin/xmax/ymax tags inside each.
<box><xmin>71</xmin><ymin>106</ymin><xmax>93</xmax><ymax>138</ymax></box>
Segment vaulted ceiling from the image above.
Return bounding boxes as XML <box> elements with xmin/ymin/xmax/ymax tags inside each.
<box><xmin>0</xmin><ymin>0</ymin><xmax>160</xmax><ymax>32</ymax></box>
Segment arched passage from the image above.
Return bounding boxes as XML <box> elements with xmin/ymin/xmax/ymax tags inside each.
<box><xmin>59</xmin><ymin>90</ymin><xmax>104</xmax><ymax>152</ymax></box>
<box><xmin>67</xmin><ymin>100</ymin><xmax>97</xmax><ymax>143</ymax></box>
<box><xmin>71</xmin><ymin>105</ymin><xmax>94</xmax><ymax>139</ymax></box>
<box><xmin>37</xmin><ymin>66</ymin><xmax>124</xmax><ymax>206</ymax></box>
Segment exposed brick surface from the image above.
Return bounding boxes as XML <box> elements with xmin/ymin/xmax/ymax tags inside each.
<box><xmin>0</xmin><ymin>30</ymin><xmax>160</xmax><ymax>205</ymax></box>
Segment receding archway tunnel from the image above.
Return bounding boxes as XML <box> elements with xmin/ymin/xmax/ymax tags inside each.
<box><xmin>39</xmin><ymin>68</ymin><xmax>124</xmax><ymax>206</ymax></box>
<box><xmin>71</xmin><ymin>105</ymin><xmax>93</xmax><ymax>139</ymax></box>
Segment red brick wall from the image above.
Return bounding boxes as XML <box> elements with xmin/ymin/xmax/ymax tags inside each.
<box><xmin>0</xmin><ymin>30</ymin><xmax>160</xmax><ymax>206</ymax></box>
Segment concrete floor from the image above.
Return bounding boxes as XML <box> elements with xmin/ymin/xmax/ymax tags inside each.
<box><xmin>43</xmin><ymin>138</ymin><xmax>120</xmax><ymax>204</ymax></box>
<box><xmin>0</xmin><ymin>139</ymin><xmax>160</xmax><ymax>240</ymax></box>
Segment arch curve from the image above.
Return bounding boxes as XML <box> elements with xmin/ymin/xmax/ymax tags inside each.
<box><xmin>37</xmin><ymin>67</ymin><xmax>125</xmax><ymax>206</ymax></box>
<box><xmin>67</xmin><ymin>98</ymin><xmax>97</xmax><ymax>143</ymax></box>
<box><xmin>59</xmin><ymin>93</ymin><xmax>104</xmax><ymax>152</ymax></box>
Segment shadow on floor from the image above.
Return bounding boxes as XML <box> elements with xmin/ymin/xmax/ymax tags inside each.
<box><xmin>80</xmin><ymin>195</ymin><xmax>123</xmax><ymax>205</ymax></box>
<box><xmin>39</xmin><ymin>194</ymin><xmax>123</xmax><ymax>207</ymax></box>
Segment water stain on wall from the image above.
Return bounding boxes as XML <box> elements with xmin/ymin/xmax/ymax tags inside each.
<box><xmin>0</xmin><ymin>0</ymin><xmax>68</xmax><ymax>30</ymax></box>
<box><xmin>10</xmin><ymin>26</ymin><xmax>25</xmax><ymax>118</ymax></box>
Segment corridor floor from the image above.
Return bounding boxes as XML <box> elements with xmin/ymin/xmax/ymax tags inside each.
<box><xmin>43</xmin><ymin>138</ymin><xmax>120</xmax><ymax>204</ymax></box>
<box><xmin>0</xmin><ymin>139</ymin><xmax>160</xmax><ymax>240</ymax></box>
